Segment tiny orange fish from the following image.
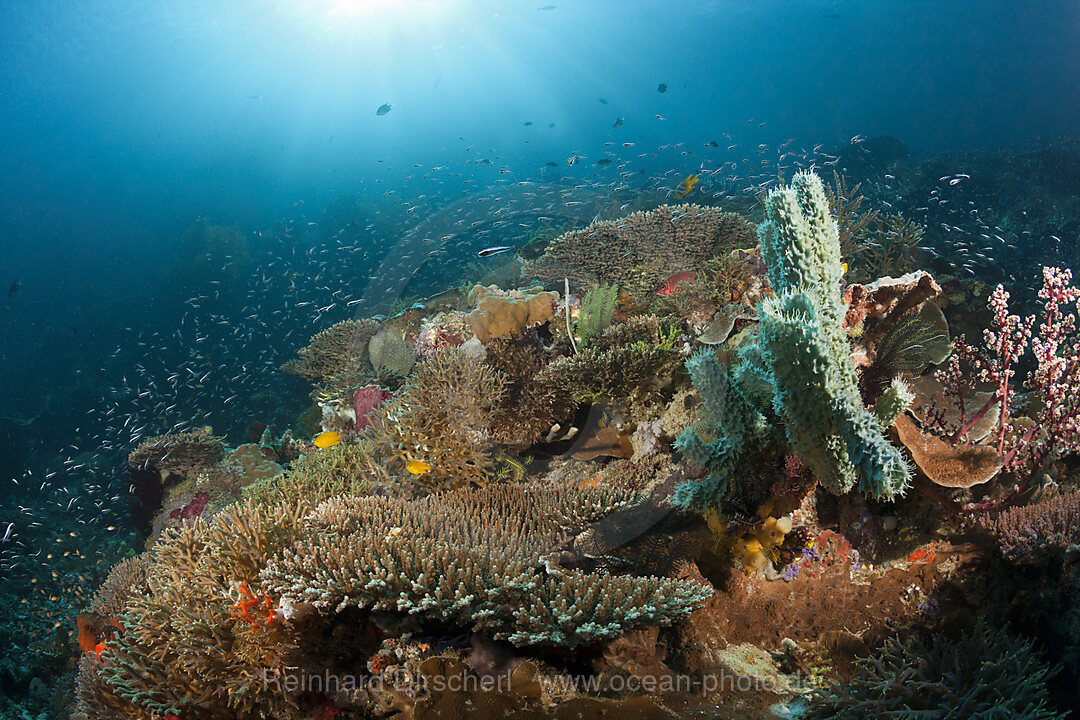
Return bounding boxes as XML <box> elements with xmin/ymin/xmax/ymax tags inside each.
<box><xmin>657</xmin><ymin>271</ymin><xmax>697</xmax><ymax>297</ymax></box>
<box><xmin>676</xmin><ymin>173</ymin><xmax>700</xmax><ymax>199</ymax></box>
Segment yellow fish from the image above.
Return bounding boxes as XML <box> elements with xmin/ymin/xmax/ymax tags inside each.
<box><xmin>406</xmin><ymin>460</ymin><xmax>432</xmax><ymax>475</ymax></box>
<box><xmin>676</xmin><ymin>173</ymin><xmax>700</xmax><ymax>199</ymax></box>
<box><xmin>313</xmin><ymin>431</ymin><xmax>341</xmax><ymax>449</ymax></box>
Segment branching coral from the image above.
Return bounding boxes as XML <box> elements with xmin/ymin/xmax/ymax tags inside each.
<box><xmin>808</xmin><ymin>620</ymin><xmax>1066</xmax><ymax>719</ymax></box>
<box><xmin>242</xmin><ymin>442</ymin><xmax>376</xmax><ymax>507</ymax></box>
<box><xmin>823</xmin><ymin>171</ymin><xmax>881</xmax><ymax>261</ymax></box>
<box><xmin>363</xmin><ymin>347</ymin><xmax>509</xmax><ymax>488</ymax></box>
<box><xmin>536</xmin><ymin>315</ymin><xmax>684</xmax><ymax>409</ymax></box>
<box><xmin>76</xmin><ymin>499</ymin><xmax>310</xmax><ymax>720</ymax></box>
<box><xmin>853</xmin><ymin>213</ymin><xmax>925</xmax><ymax>280</ymax></box>
<box><xmin>483</xmin><ymin>336</ymin><xmax>578</xmax><ymax>447</ymax></box>
<box><xmin>260</xmin><ymin>484</ymin><xmax>711</xmax><ymax>646</ymax></box>
<box><xmin>524</xmin><ymin>204</ymin><xmax>756</xmax><ymax>300</ymax></box>
<box><xmin>978</xmin><ymin>490</ymin><xmax>1080</xmax><ymax>563</ymax></box>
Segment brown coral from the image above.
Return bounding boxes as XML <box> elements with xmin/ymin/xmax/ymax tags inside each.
<box><xmin>536</xmin><ymin>315</ymin><xmax>685</xmax><ymax>409</ymax></box>
<box><xmin>282</xmin><ymin>318</ymin><xmax>383</xmax><ymax>404</ymax></box>
<box><xmin>523</xmin><ymin>205</ymin><xmax>756</xmax><ymax>301</ymax></box>
<box><xmin>127</xmin><ymin>428</ymin><xmax>225</xmax><ymax>482</ymax></box>
<box><xmin>466</xmin><ymin>284</ymin><xmax>559</xmax><ymax>344</ymax></box>
<box><xmin>363</xmin><ymin>347</ymin><xmax>509</xmax><ymax>488</ymax></box>
<box><xmin>483</xmin><ymin>336</ymin><xmax>578</xmax><ymax>447</ymax></box>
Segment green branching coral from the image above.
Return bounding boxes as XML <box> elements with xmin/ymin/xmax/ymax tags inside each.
<box><xmin>536</xmin><ymin>315</ymin><xmax>685</xmax><ymax>408</ymax></box>
<box><xmin>672</xmin><ymin>349</ymin><xmax>775</xmax><ymax>512</ymax></box>
<box><xmin>363</xmin><ymin>347</ymin><xmax>509</xmax><ymax>488</ymax></box>
<box><xmin>809</xmin><ymin>621</ymin><xmax>1066</xmax><ymax>719</ymax></box>
<box><xmin>242</xmin><ymin>442</ymin><xmax>376</xmax><ymax>507</ymax></box>
<box><xmin>260</xmin><ymin>484</ymin><xmax>711</xmax><ymax>647</ymax></box>
<box><xmin>754</xmin><ymin>172</ymin><xmax>910</xmax><ymax>500</ymax></box>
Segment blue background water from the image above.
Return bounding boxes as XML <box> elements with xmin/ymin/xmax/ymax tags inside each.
<box><xmin>1</xmin><ymin>0</ymin><xmax>1078</xmax><ymax>460</ymax></box>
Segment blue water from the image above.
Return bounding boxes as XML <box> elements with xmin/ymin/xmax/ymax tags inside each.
<box><xmin>1</xmin><ymin>1</ymin><xmax>1079</xmax><ymax>695</ymax></box>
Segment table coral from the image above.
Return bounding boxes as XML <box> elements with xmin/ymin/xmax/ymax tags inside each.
<box><xmin>523</xmin><ymin>204</ymin><xmax>756</xmax><ymax>301</ymax></box>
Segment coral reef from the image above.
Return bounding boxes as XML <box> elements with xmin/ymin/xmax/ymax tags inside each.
<box><xmin>363</xmin><ymin>346</ymin><xmax>509</xmax><ymax>488</ymax></box>
<box><xmin>368</xmin><ymin>325</ymin><xmax>417</xmax><ymax>376</ymax></box>
<box><xmin>281</xmin><ymin>317</ymin><xmax>381</xmax><ymax>403</ymax></box>
<box><xmin>243</xmin><ymin>442</ymin><xmax>376</xmax><ymax>507</ymax></box>
<box><xmin>524</xmin><ymin>204</ymin><xmax>756</xmax><ymax>300</ymax></box>
<box><xmin>483</xmin><ymin>335</ymin><xmax>578</xmax><ymax>447</ymax></box>
<box><xmin>807</xmin><ymin>620</ymin><xmax>1066</xmax><ymax>719</ymax></box>
<box><xmin>576</xmin><ymin>281</ymin><xmax>618</xmax><ymax>347</ymax></box>
<box><xmin>127</xmin><ymin>428</ymin><xmax>226</xmax><ymax>483</ymax></box>
<box><xmin>261</xmin><ymin>484</ymin><xmax>711</xmax><ymax>646</ymax></box>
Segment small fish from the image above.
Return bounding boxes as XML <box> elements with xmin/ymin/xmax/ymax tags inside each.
<box><xmin>613</xmin><ymin>117</ymin><xmax>624</xmax><ymax>128</ymax></box>
<box><xmin>676</xmin><ymin>173</ymin><xmax>700</xmax><ymax>199</ymax></box>
<box><xmin>567</xmin><ymin>154</ymin><xmax>582</xmax><ymax>166</ymax></box>
<box><xmin>523</xmin><ymin>121</ymin><xmax>533</xmax><ymax>126</ymax></box>
<box><xmin>406</xmin><ymin>460</ymin><xmax>432</xmax><ymax>475</ymax></box>
<box><xmin>596</xmin><ymin>158</ymin><xmax>611</xmax><ymax>165</ymax></box>
<box><xmin>657</xmin><ymin>82</ymin><xmax>668</xmax><ymax>93</ymax></box>
<box><xmin>376</xmin><ymin>103</ymin><xmax>393</xmax><ymax>116</ymax></box>
<box><xmin>657</xmin><ymin>271</ymin><xmax>697</xmax><ymax>297</ymax></box>
<box><xmin>478</xmin><ymin>245</ymin><xmax>513</xmax><ymax>257</ymax></box>
<box><xmin>708</xmin><ymin>140</ymin><xmax>718</xmax><ymax>147</ymax></box>
<box><xmin>313</xmin><ymin>431</ymin><xmax>341</xmax><ymax>448</ymax></box>
<box><xmin>8</xmin><ymin>280</ymin><xmax>20</xmax><ymax>297</ymax></box>
<box><xmin>598</xmin><ymin>98</ymin><xmax>608</xmax><ymax>104</ymax></box>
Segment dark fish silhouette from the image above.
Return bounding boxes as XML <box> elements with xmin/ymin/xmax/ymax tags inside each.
<box><xmin>8</xmin><ymin>280</ymin><xmax>20</xmax><ymax>297</ymax></box>
<box><xmin>376</xmin><ymin>103</ymin><xmax>393</xmax><ymax>116</ymax></box>
<box><xmin>613</xmin><ymin>117</ymin><xmax>624</xmax><ymax>128</ymax></box>
<box><xmin>598</xmin><ymin>98</ymin><xmax>608</xmax><ymax>104</ymax></box>
<box><xmin>657</xmin><ymin>82</ymin><xmax>668</xmax><ymax>93</ymax></box>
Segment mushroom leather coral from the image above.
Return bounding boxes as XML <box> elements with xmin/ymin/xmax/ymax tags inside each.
<box><xmin>466</xmin><ymin>284</ymin><xmax>558</xmax><ymax>344</ymax></box>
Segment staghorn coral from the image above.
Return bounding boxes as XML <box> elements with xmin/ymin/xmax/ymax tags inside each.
<box><xmin>978</xmin><ymin>490</ymin><xmax>1080</xmax><ymax>563</ymax></box>
<box><xmin>363</xmin><ymin>347</ymin><xmax>509</xmax><ymax>488</ymax></box>
<box><xmin>127</xmin><ymin>428</ymin><xmax>225</xmax><ymax>481</ymax></box>
<box><xmin>260</xmin><ymin>484</ymin><xmax>711</xmax><ymax>646</ymax></box>
<box><xmin>524</xmin><ymin>204</ymin><xmax>756</xmax><ymax>301</ymax></box>
<box><xmin>853</xmin><ymin>213</ymin><xmax>925</xmax><ymax>280</ymax></box>
<box><xmin>823</xmin><ymin>171</ymin><xmax>881</xmax><ymax>262</ymax></box>
<box><xmin>808</xmin><ymin>620</ymin><xmax>1066</xmax><ymax>719</ymax></box>
<box><xmin>483</xmin><ymin>336</ymin><xmax>578</xmax><ymax>447</ymax></box>
<box><xmin>89</xmin><ymin>555</ymin><xmax>152</xmax><ymax>619</ymax></box>
<box><xmin>536</xmin><ymin>315</ymin><xmax>684</xmax><ymax>409</ymax></box>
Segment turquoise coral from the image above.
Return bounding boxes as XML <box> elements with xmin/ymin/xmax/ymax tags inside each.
<box><xmin>754</xmin><ymin>172</ymin><xmax>910</xmax><ymax>500</ymax></box>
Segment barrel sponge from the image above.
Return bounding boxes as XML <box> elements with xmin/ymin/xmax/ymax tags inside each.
<box><xmin>466</xmin><ymin>284</ymin><xmax>559</xmax><ymax>344</ymax></box>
